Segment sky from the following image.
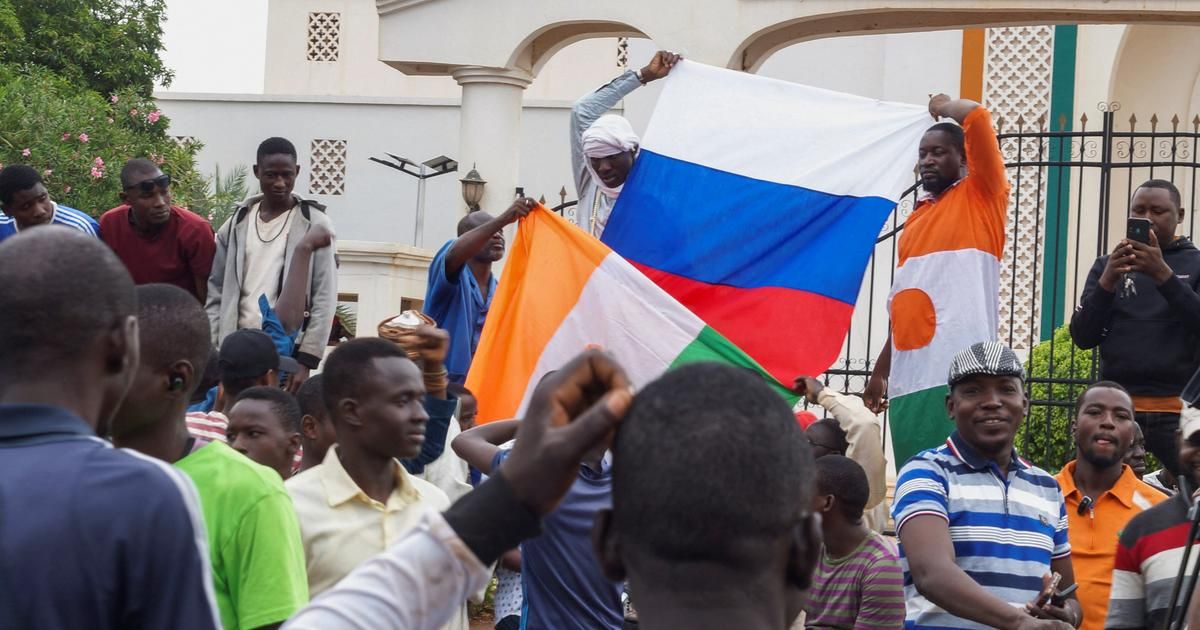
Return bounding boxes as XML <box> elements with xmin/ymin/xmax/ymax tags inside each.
<box><xmin>159</xmin><ymin>0</ymin><xmax>268</xmax><ymax>93</ymax></box>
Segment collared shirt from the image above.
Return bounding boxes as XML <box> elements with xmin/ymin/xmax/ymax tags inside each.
<box><xmin>284</xmin><ymin>512</ymin><xmax>490</xmax><ymax>630</ymax></box>
<box><xmin>0</xmin><ymin>202</ymin><xmax>100</xmax><ymax>242</ymax></box>
<box><xmin>285</xmin><ymin>446</ymin><xmax>461</xmax><ymax>627</ymax></box>
<box><xmin>892</xmin><ymin>431</ymin><xmax>1070</xmax><ymax>629</ymax></box>
<box><xmin>1055</xmin><ymin>460</ymin><xmax>1165</xmax><ymax>630</ymax></box>
<box><xmin>99</xmin><ymin>204</ymin><xmax>216</xmax><ymax>300</ymax></box>
<box><xmin>424</xmin><ymin>240</ymin><xmax>496</xmax><ymax>384</ymax></box>
<box><xmin>0</xmin><ymin>404</ymin><xmax>219</xmax><ymax>629</ymax></box>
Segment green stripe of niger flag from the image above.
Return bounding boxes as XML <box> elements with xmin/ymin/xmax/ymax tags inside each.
<box><xmin>889</xmin><ymin>385</ymin><xmax>952</xmax><ymax>467</ymax></box>
<box><xmin>670</xmin><ymin>325</ymin><xmax>800</xmax><ymax>406</ymax></box>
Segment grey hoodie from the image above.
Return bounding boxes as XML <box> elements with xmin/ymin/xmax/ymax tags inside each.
<box><xmin>205</xmin><ymin>193</ymin><xmax>337</xmax><ymax>369</ymax></box>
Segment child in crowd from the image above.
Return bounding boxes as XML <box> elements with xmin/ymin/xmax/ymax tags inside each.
<box><xmin>227</xmin><ymin>385</ymin><xmax>303</xmax><ymax>479</ymax></box>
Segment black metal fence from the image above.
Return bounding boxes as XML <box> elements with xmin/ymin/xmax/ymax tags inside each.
<box><xmin>547</xmin><ymin>104</ymin><xmax>1200</xmax><ymax>471</ymax></box>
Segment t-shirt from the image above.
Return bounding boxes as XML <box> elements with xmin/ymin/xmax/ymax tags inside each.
<box><xmin>424</xmin><ymin>239</ymin><xmax>496</xmax><ymax>384</ymax></box>
<box><xmin>238</xmin><ymin>203</ymin><xmax>296</xmax><ymax>329</ymax></box>
<box><xmin>803</xmin><ymin>532</ymin><xmax>905</xmax><ymax>629</ymax></box>
<box><xmin>892</xmin><ymin>431</ymin><xmax>1071</xmax><ymax>629</ymax></box>
<box><xmin>0</xmin><ymin>202</ymin><xmax>100</xmax><ymax>242</ymax></box>
<box><xmin>99</xmin><ymin>205</ymin><xmax>216</xmax><ymax>301</ymax></box>
<box><xmin>1106</xmin><ymin>492</ymin><xmax>1196</xmax><ymax>629</ymax></box>
<box><xmin>176</xmin><ymin>440</ymin><xmax>309</xmax><ymax>629</ymax></box>
<box><xmin>492</xmin><ymin>449</ymin><xmax>622</xmax><ymax>630</ymax></box>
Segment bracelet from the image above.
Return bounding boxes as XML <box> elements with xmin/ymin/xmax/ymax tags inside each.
<box><xmin>423</xmin><ymin>368</ymin><xmax>448</xmax><ymax>392</ymax></box>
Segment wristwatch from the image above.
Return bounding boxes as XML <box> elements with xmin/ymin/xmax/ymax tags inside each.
<box><xmin>635</xmin><ymin>69</ymin><xmax>645</xmax><ymax>84</ymax></box>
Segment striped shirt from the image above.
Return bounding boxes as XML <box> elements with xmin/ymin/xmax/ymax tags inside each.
<box><xmin>186</xmin><ymin>410</ymin><xmax>303</xmax><ymax>475</ymax></box>
<box><xmin>0</xmin><ymin>202</ymin><xmax>99</xmax><ymax>242</ymax></box>
<box><xmin>803</xmin><ymin>531</ymin><xmax>905</xmax><ymax>628</ymax></box>
<box><xmin>1105</xmin><ymin>492</ymin><xmax>1196</xmax><ymax>628</ymax></box>
<box><xmin>892</xmin><ymin>431</ymin><xmax>1071</xmax><ymax>629</ymax></box>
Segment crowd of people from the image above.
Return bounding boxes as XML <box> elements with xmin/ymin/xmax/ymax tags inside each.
<box><xmin>1</xmin><ymin>49</ymin><xmax>1200</xmax><ymax>630</ymax></box>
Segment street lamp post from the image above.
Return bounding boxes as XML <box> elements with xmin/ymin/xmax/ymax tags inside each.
<box><xmin>370</xmin><ymin>153</ymin><xmax>458</xmax><ymax>247</ymax></box>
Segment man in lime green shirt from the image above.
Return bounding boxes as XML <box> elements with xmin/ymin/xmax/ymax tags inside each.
<box><xmin>111</xmin><ymin>283</ymin><xmax>309</xmax><ymax>629</ymax></box>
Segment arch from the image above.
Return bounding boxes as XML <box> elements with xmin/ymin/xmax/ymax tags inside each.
<box><xmin>733</xmin><ymin>8</ymin><xmax>1200</xmax><ymax>73</ymax></box>
<box><xmin>505</xmin><ymin>20</ymin><xmax>649</xmax><ymax>77</ymax></box>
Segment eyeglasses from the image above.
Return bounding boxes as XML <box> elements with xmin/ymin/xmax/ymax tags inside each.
<box><xmin>125</xmin><ymin>174</ymin><xmax>171</xmax><ymax>194</ymax></box>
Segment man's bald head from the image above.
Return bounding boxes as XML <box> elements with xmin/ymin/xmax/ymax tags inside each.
<box><xmin>456</xmin><ymin>210</ymin><xmax>494</xmax><ymax>236</ymax></box>
<box><xmin>0</xmin><ymin>228</ymin><xmax>137</xmax><ymax>386</ymax></box>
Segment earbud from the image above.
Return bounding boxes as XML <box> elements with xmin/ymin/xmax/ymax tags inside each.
<box><xmin>169</xmin><ymin>375</ymin><xmax>185</xmax><ymax>391</ymax></box>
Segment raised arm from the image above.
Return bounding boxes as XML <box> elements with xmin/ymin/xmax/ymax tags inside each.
<box><xmin>570</xmin><ymin>51</ymin><xmax>679</xmax><ymax>194</ymax></box>
<box><xmin>863</xmin><ymin>336</ymin><xmax>891</xmax><ymax>414</ymax></box>
<box><xmin>815</xmin><ymin>385</ymin><xmax>887</xmax><ymax>510</ymax></box>
<box><xmin>277</xmin><ymin>224</ymin><xmax>334</xmax><ymax>335</ymax></box>
<box><xmin>443</xmin><ymin>198</ymin><xmax>533</xmax><ymax>277</ymax></box>
<box><xmin>929</xmin><ymin>94</ymin><xmax>981</xmax><ymax>125</ymax></box>
<box><xmin>452</xmin><ymin>420</ymin><xmax>519</xmax><ymax>474</ymax></box>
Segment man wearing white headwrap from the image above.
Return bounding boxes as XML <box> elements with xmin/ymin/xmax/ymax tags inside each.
<box><xmin>570</xmin><ymin>50</ymin><xmax>680</xmax><ymax>237</ymax></box>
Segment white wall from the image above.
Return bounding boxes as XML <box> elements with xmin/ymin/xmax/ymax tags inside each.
<box><xmin>160</xmin><ymin>0</ymin><xmax>268</xmax><ymax>93</ymax></box>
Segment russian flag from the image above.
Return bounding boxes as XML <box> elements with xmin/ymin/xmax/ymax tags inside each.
<box><xmin>602</xmin><ymin>61</ymin><xmax>930</xmax><ymax>382</ymax></box>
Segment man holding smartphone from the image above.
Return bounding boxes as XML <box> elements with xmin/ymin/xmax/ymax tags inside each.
<box><xmin>1070</xmin><ymin>179</ymin><xmax>1200</xmax><ymax>476</ymax></box>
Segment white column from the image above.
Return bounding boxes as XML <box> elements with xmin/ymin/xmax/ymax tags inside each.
<box><xmin>452</xmin><ymin>66</ymin><xmax>532</xmax><ymax>217</ymax></box>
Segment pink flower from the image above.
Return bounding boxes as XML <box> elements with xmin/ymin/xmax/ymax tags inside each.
<box><xmin>61</xmin><ymin>132</ymin><xmax>71</xmax><ymax>141</ymax></box>
<box><xmin>110</xmin><ymin>94</ymin><xmax>119</xmax><ymax>103</ymax></box>
<box><xmin>21</xmin><ymin>148</ymin><xmax>30</xmax><ymax>157</ymax></box>
<box><xmin>129</xmin><ymin>108</ymin><xmax>138</xmax><ymax>116</ymax></box>
<box><xmin>106</xmin><ymin>117</ymin><xmax>114</xmax><ymax>124</ymax></box>
<box><xmin>147</xmin><ymin>110</ymin><xmax>161</xmax><ymax>124</ymax></box>
<box><xmin>93</xmin><ymin>156</ymin><xmax>104</xmax><ymax>167</ymax></box>
<box><xmin>78</xmin><ymin>133</ymin><xmax>89</xmax><ymax>143</ymax></box>
<box><xmin>43</xmin><ymin>169</ymin><xmax>52</xmax><ymax>177</ymax></box>
<box><xmin>90</xmin><ymin>167</ymin><xmax>104</xmax><ymax>179</ymax></box>
<box><xmin>150</xmin><ymin>153</ymin><xmax>165</xmax><ymax>165</ymax></box>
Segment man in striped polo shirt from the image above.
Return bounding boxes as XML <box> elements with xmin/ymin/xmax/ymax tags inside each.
<box><xmin>893</xmin><ymin>342</ymin><xmax>1082</xmax><ymax>629</ymax></box>
<box><xmin>1106</xmin><ymin>400</ymin><xmax>1200</xmax><ymax>629</ymax></box>
<box><xmin>0</xmin><ymin>164</ymin><xmax>99</xmax><ymax>242</ymax></box>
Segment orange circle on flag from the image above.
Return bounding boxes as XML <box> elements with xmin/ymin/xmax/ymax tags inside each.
<box><xmin>892</xmin><ymin>288</ymin><xmax>937</xmax><ymax>351</ymax></box>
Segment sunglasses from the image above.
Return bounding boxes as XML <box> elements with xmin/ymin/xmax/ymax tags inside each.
<box><xmin>125</xmin><ymin>174</ymin><xmax>171</xmax><ymax>194</ymax></box>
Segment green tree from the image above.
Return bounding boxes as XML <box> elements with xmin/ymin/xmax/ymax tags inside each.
<box><xmin>0</xmin><ymin>64</ymin><xmax>205</xmax><ymax>217</ymax></box>
<box><xmin>1017</xmin><ymin>325</ymin><xmax>1097</xmax><ymax>470</ymax></box>
<box><xmin>2</xmin><ymin>0</ymin><xmax>171</xmax><ymax>96</ymax></box>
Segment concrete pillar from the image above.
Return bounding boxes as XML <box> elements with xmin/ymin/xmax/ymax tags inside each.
<box><xmin>452</xmin><ymin>66</ymin><xmax>533</xmax><ymax>217</ymax></box>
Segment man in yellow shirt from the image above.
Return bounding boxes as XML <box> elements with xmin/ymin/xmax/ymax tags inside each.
<box><xmin>286</xmin><ymin>337</ymin><xmax>462</xmax><ymax>629</ymax></box>
<box><xmin>1055</xmin><ymin>381</ymin><xmax>1166</xmax><ymax>630</ymax></box>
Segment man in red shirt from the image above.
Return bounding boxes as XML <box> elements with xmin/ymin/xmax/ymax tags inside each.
<box><xmin>100</xmin><ymin>158</ymin><xmax>216</xmax><ymax>302</ymax></box>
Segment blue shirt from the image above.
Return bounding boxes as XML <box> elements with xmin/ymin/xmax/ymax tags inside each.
<box><xmin>424</xmin><ymin>240</ymin><xmax>495</xmax><ymax>384</ymax></box>
<box><xmin>0</xmin><ymin>202</ymin><xmax>100</xmax><ymax>242</ymax></box>
<box><xmin>0</xmin><ymin>404</ymin><xmax>219</xmax><ymax>629</ymax></box>
<box><xmin>493</xmin><ymin>449</ymin><xmax>622</xmax><ymax>630</ymax></box>
<box><xmin>892</xmin><ymin>431</ymin><xmax>1071</xmax><ymax>629</ymax></box>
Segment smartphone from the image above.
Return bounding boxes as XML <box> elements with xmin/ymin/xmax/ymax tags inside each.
<box><xmin>1128</xmin><ymin>217</ymin><xmax>1152</xmax><ymax>244</ymax></box>
<box><xmin>1033</xmin><ymin>572</ymin><xmax>1063</xmax><ymax>608</ymax></box>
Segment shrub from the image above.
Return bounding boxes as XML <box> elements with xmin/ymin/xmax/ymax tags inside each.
<box><xmin>0</xmin><ymin>63</ymin><xmax>207</xmax><ymax>218</ymax></box>
<box><xmin>1017</xmin><ymin>325</ymin><xmax>1097</xmax><ymax>471</ymax></box>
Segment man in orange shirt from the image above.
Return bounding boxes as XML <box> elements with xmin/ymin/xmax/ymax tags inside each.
<box><xmin>1056</xmin><ymin>381</ymin><xmax>1165</xmax><ymax>630</ymax></box>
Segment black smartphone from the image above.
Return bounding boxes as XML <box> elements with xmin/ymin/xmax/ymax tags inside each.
<box><xmin>1127</xmin><ymin>217</ymin><xmax>1152</xmax><ymax>244</ymax></box>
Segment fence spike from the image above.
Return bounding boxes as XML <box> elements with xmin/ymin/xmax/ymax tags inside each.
<box><xmin>1057</xmin><ymin>113</ymin><xmax>1068</xmax><ymax>131</ymax></box>
<box><xmin>1172</xmin><ymin>114</ymin><xmax>1181</xmax><ymax>130</ymax></box>
<box><xmin>1016</xmin><ymin>114</ymin><xmax>1026</xmax><ymax>129</ymax></box>
<box><xmin>558</xmin><ymin>186</ymin><xmax>567</xmax><ymax>205</ymax></box>
<box><xmin>1129</xmin><ymin>113</ymin><xmax>1138</xmax><ymax>128</ymax></box>
<box><xmin>1194</xmin><ymin>115</ymin><xmax>1200</xmax><ymax>131</ymax></box>
<box><xmin>1150</xmin><ymin>113</ymin><xmax>1159</xmax><ymax>131</ymax></box>
<box><xmin>1038</xmin><ymin>112</ymin><xmax>1047</xmax><ymax>129</ymax></box>
<box><xmin>996</xmin><ymin>115</ymin><xmax>1005</xmax><ymax>132</ymax></box>
<box><xmin>538</xmin><ymin>194</ymin><xmax>547</xmax><ymax>205</ymax></box>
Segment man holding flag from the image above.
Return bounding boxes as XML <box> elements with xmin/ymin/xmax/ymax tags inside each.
<box><xmin>864</xmin><ymin>92</ymin><xmax>1011</xmax><ymax>466</ymax></box>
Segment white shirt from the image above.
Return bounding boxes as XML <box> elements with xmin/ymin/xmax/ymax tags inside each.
<box><xmin>237</xmin><ymin>203</ymin><xmax>295</xmax><ymax>328</ymax></box>
<box><xmin>283</xmin><ymin>512</ymin><xmax>489</xmax><ymax>630</ymax></box>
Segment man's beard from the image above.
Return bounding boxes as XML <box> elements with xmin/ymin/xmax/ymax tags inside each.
<box><xmin>1080</xmin><ymin>446</ymin><xmax>1123</xmax><ymax>469</ymax></box>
